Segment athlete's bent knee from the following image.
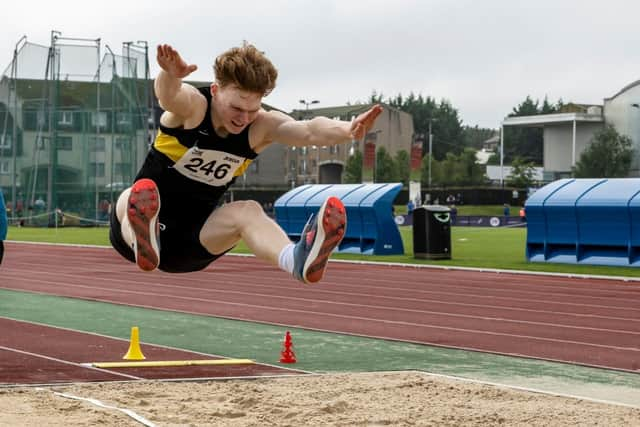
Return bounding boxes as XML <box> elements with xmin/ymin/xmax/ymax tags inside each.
<box><xmin>237</xmin><ymin>200</ymin><xmax>265</xmax><ymax>219</ymax></box>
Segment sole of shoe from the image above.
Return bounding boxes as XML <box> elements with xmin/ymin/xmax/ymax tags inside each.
<box><xmin>127</xmin><ymin>178</ymin><xmax>161</xmax><ymax>271</ymax></box>
<box><xmin>303</xmin><ymin>196</ymin><xmax>346</xmax><ymax>283</ymax></box>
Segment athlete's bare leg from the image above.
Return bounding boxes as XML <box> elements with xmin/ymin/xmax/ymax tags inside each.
<box><xmin>199</xmin><ymin>200</ymin><xmax>290</xmax><ymax>266</ymax></box>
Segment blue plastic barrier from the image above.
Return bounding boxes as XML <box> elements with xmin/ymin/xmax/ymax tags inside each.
<box><xmin>525</xmin><ymin>178</ymin><xmax>640</xmax><ymax>266</ymax></box>
<box><xmin>274</xmin><ymin>183</ymin><xmax>404</xmax><ymax>255</ymax></box>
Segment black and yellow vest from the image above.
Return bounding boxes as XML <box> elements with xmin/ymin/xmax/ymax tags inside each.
<box><xmin>144</xmin><ymin>86</ymin><xmax>258</xmax><ymax>206</ymax></box>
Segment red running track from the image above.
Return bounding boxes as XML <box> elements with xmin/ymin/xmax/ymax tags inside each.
<box><xmin>2</xmin><ymin>242</ymin><xmax>640</xmax><ymax>373</ymax></box>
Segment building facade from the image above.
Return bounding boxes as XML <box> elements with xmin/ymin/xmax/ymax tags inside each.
<box><xmin>287</xmin><ymin>103</ymin><xmax>414</xmax><ymax>187</ymax></box>
<box><xmin>500</xmin><ymin>81</ymin><xmax>640</xmax><ymax>181</ymax></box>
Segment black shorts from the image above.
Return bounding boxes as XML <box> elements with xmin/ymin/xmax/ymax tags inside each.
<box><xmin>109</xmin><ymin>203</ymin><xmax>229</xmax><ymax>273</ymax></box>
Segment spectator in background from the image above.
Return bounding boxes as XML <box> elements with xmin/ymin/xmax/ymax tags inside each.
<box><xmin>34</xmin><ymin>196</ymin><xmax>45</xmax><ymax>211</ymax></box>
<box><xmin>519</xmin><ymin>207</ymin><xmax>526</xmax><ymax>223</ymax></box>
<box><xmin>407</xmin><ymin>199</ymin><xmax>415</xmax><ymax>215</ymax></box>
<box><xmin>99</xmin><ymin>199</ymin><xmax>110</xmax><ymax>221</ymax></box>
<box><xmin>446</xmin><ymin>194</ymin><xmax>455</xmax><ymax>204</ymax></box>
<box><xmin>0</xmin><ymin>189</ymin><xmax>7</xmax><ymax>265</ymax></box>
<box><xmin>449</xmin><ymin>204</ymin><xmax>458</xmax><ymax>225</ymax></box>
<box><xmin>503</xmin><ymin>203</ymin><xmax>510</xmax><ymax>218</ymax></box>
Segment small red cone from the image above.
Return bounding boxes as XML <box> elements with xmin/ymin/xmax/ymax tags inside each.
<box><xmin>279</xmin><ymin>331</ymin><xmax>297</xmax><ymax>363</ymax></box>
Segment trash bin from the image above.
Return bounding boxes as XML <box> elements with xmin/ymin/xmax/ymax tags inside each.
<box><xmin>413</xmin><ymin>205</ymin><xmax>451</xmax><ymax>259</ymax></box>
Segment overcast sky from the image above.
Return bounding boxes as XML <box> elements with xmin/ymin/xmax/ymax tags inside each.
<box><xmin>1</xmin><ymin>0</ymin><xmax>639</xmax><ymax>128</ymax></box>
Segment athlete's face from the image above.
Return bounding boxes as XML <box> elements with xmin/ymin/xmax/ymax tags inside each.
<box><xmin>211</xmin><ymin>84</ymin><xmax>262</xmax><ymax>134</ymax></box>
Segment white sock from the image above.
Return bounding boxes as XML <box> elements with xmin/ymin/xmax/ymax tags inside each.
<box><xmin>278</xmin><ymin>243</ymin><xmax>295</xmax><ymax>274</ymax></box>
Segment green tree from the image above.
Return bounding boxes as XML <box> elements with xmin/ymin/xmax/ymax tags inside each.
<box><xmin>572</xmin><ymin>125</ymin><xmax>633</xmax><ymax>178</ymax></box>
<box><xmin>462</xmin><ymin>125</ymin><xmax>497</xmax><ymax>150</ymax></box>
<box><xmin>420</xmin><ymin>149</ymin><xmax>486</xmax><ymax>187</ymax></box>
<box><xmin>394</xmin><ymin>149</ymin><xmax>410</xmax><ymax>187</ymax></box>
<box><xmin>459</xmin><ymin>148</ymin><xmax>487</xmax><ymax>186</ymax></box>
<box><xmin>343</xmin><ymin>150</ymin><xmax>362</xmax><ymax>183</ymax></box>
<box><xmin>506</xmin><ymin>156</ymin><xmax>536</xmax><ymax>188</ymax></box>
<box><xmin>375</xmin><ymin>146</ymin><xmax>397</xmax><ymax>182</ymax></box>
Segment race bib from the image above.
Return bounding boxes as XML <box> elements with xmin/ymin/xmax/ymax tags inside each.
<box><xmin>173</xmin><ymin>147</ymin><xmax>245</xmax><ymax>186</ymax></box>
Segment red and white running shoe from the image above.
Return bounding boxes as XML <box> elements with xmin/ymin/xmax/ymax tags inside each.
<box><xmin>293</xmin><ymin>196</ymin><xmax>346</xmax><ymax>284</ymax></box>
<box><xmin>126</xmin><ymin>178</ymin><xmax>161</xmax><ymax>271</ymax></box>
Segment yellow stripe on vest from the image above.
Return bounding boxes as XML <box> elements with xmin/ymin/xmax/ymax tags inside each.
<box><xmin>234</xmin><ymin>159</ymin><xmax>253</xmax><ymax>177</ymax></box>
<box><xmin>154</xmin><ymin>129</ymin><xmax>188</xmax><ymax>162</ymax></box>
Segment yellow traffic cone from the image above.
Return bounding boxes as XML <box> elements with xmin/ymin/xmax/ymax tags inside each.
<box><xmin>122</xmin><ymin>326</ymin><xmax>146</xmax><ymax>360</ymax></box>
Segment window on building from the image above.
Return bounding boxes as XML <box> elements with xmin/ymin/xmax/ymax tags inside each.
<box><xmin>89</xmin><ymin>137</ymin><xmax>106</xmax><ymax>152</ymax></box>
<box><xmin>89</xmin><ymin>162</ymin><xmax>105</xmax><ymax>177</ymax></box>
<box><xmin>37</xmin><ymin>110</ymin><xmax>46</xmax><ymax>127</ymax></box>
<box><xmin>117</xmin><ymin>112</ymin><xmax>131</xmax><ymax>125</ymax></box>
<box><xmin>56</xmin><ymin>136</ymin><xmax>72</xmax><ymax>151</ymax></box>
<box><xmin>0</xmin><ymin>134</ymin><xmax>11</xmax><ymax>149</ymax></box>
<box><xmin>115</xmin><ymin>162</ymin><xmax>131</xmax><ymax>176</ymax></box>
<box><xmin>91</xmin><ymin>111</ymin><xmax>107</xmax><ymax>128</ymax></box>
<box><xmin>36</xmin><ymin>136</ymin><xmax>48</xmax><ymax>150</ymax></box>
<box><xmin>0</xmin><ymin>160</ymin><xmax>9</xmax><ymax>175</ymax></box>
<box><xmin>249</xmin><ymin>160</ymin><xmax>259</xmax><ymax>174</ymax></box>
<box><xmin>58</xmin><ymin>111</ymin><xmax>73</xmax><ymax>126</ymax></box>
<box><xmin>115</xmin><ymin>137</ymin><xmax>130</xmax><ymax>150</ymax></box>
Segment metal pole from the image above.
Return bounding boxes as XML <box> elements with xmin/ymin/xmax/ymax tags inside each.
<box><xmin>500</xmin><ymin>124</ymin><xmax>504</xmax><ymax>187</ymax></box>
<box><xmin>95</xmin><ymin>38</ymin><xmax>101</xmax><ymax>223</ymax></box>
<box><xmin>10</xmin><ymin>36</ymin><xmax>26</xmax><ymax>214</ymax></box>
<box><xmin>106</xmin><ymin>45</ymin><xmax>117</xmax><ymax>208</ymax></box>
<box><xmin>428</xmin><ymin>119</ymin><xmax>433</xmax><ymax>188</ymax></box>
<box><xmin>571</xmin><ymin>119</ymin><xmax>576</xmax><ymax>167</ymax></box>
<box><xmin>47</xmin><ymin>31</ymin><xmax>62</xmax><ymax>219</ymax></box>
<box><xmin>299</xmin><ymin>99</ymin><xmax>319</xmax><ymax>184</ymax></box>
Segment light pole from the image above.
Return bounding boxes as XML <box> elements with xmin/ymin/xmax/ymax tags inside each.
<box><xmin>298</xmin><ymin>99</ymin><xmax>319</xmax><ymax>183</ymax></box>
<box><xmin>299</xmin><ymin>99</ymin><xmax>319</xmax><ymax>111</ymax></box>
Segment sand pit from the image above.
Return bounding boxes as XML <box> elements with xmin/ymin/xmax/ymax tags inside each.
<box><xmin>1</xmin><ymin>372</ymin><xmax>639</xmax><ymax>426</ymax></box>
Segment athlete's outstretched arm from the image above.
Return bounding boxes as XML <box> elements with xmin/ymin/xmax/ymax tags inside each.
<box><xmin>268</xmin><ymin>104</ymin><xmax>383</xmax><ymax>147</ymax></box>
<box><xmin>154</xmin><ymin>44</ymin><xmax>202</xmax><ymax>118</ymax></box>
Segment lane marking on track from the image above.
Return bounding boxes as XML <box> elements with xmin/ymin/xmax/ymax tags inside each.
<box><xmin>2</xmin><ymin>283</ymin><xmax>640</xmax><ymax>351</ymax></box>
<box><xmin>0</xmin><ymin>316</ymin><xmax>308</xmax><ymax>375</ymax></box>
<box><xmin>416</xmin><ymin>370</ymin><xmax>640</xmax><ymax>410</ymax></box>
<box><xmin>7</xmin><ymin>240</ymin><xmax>640</xmax><ymax>282</ymax></box>
<box><xmin>4</xmin><ymin>273</ymin><xmax>640</xmax><ymax>336</ymax></box>
<box><xmin>37</xmin><ymin>388</ymin><xmax>157</xmax><ymax>427</ymax></box>
<box><xmin>0</xmin><ymin>345</ymin><xmax>143</xmax><ymax>380</ymax></box>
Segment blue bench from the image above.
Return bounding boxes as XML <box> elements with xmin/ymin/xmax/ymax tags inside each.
<box><xmin>274</xmin><ymin>183</ymin><xmax>404</xmax><ymax>255</ymax></box>
<box><xmin>525</xmin><ymin>178</ymin><xmax>640</xmax><ymax>266</ymax></box>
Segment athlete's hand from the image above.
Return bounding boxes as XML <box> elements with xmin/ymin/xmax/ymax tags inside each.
<box><xmin>156</xmin><ymin>44</ymin><xmax>198</xmax><ymax>79</ymax></box>
<box><xmin>350</xmin><ymin>104</ymin><xmax>383</xmax><ymax>140</ymax></box>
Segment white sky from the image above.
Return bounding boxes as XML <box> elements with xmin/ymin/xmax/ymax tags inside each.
<box><xmin>1</xmin><ymin>0</ymin><xmax>639</xmax><ymax>128</ymax></box>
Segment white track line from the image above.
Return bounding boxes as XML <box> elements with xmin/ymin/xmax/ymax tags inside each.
<box><xmin>3</xmin><ymin>272</ymin><xmax>639</xmax><ymax>337</ymax></box>
<box><xmin>416</xmin><ymin>370</ymin><xmax>640</xmax><ymax>410</ymax></box>
<box><xmin>37</xmin><ymin>388</ymin><xmax>157</xmax><ymax>427</ymax></box>
<box><xmin>0</xmin><ymin>345</ymin><xmax>142</xmax><ymax>380</ymax></box>
<box><xmin>0</xmin><ymin>316</ymin><xmax>308</xmax><ymax>375</ymax></box>
<box><xmin>8</xmin><ymin>240</ymin><xmax>640</xmax><ymax>282</ymax></box>
<box><xmin>2</xmin><ymin>278</ymin><xmax>639</xmax><ymax>352</ymax></box>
